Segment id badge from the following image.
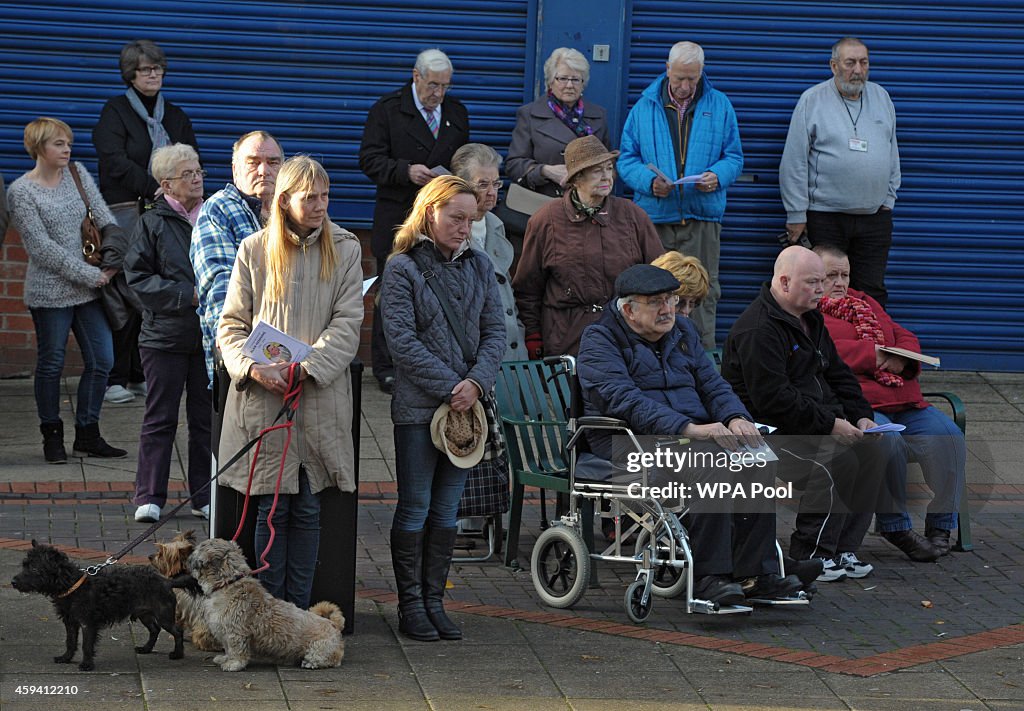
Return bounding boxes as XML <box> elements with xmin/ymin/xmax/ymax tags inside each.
<box><xmin>849</xmin><ymin>137</ymin><xmax>868</xmax><ymax>152</ymax></box>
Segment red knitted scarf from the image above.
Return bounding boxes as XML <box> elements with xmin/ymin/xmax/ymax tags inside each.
<box><xmin>819</xmin><ymin>295</ymin><xmax>904</xmax><ymax>387</ymax></box>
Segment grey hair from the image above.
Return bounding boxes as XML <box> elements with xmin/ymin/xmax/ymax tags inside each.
<box><xmin>667</xmin><ymin>41</ymin><xmax>704</xmax><ymax>68</ymax></box>
<box><xmin>616</xmin><ymin>296</ymin><xmax>634</xmax><ymax>311</ymax></box>
<box><xmin>543</xmin><ymin>47</ymin><xmax>591</xmax><ymax>89</ymax></box>
<box><xmin>119</xmin><ymin>39</ymin><xmax>166</xmax><ymax>85</ymax></box>
<box><xmin>451</xmin><ymin>143</ymin><xmax>502</xmax><ymax>181</ymax></box>
<box><xmin>415</xmin><ymin>48</ymin><xmax>453</xmax><ymax>75</ymax></box>
<box><xmin>151</xmin><ymin>143</ymin><xmax>199</xmax><ymax>182</ymax></box>
<box><xmin>831</xmin><ymin>37</ymin><xmax>867</xmax><ymax>61</ymax></box>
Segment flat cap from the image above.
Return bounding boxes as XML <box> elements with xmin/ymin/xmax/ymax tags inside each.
<box><xmin>615</xmin><ymin>264</ymin><xmax>680</xmax><ymax>298</ymax></box>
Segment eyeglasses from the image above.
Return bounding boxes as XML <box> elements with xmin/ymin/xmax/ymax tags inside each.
<box><xmin>473</xmin><ymin>180</ymin><xmax>504</xmax><ymax>192</ymax></box>
<box><xmin>170</xmin><ymin>169</ymin><xmax>206</xmax><ymax>181</ymax></box>
<box><xmin>136</xmin><ymin>65</ymin><xmax>165</xmax><ymax>77</ymax></box>
<box><xmin>425</xmin><ymin>81</ymin><xmax>451</xmax><ymax>93</ymax></box>
<box><xmin>553</xmin><ymin>76</ymin><xmax>583</xmax><ymax>85</ymax></box>
<box><xmin>632</xmin><ymin>294</ymin><xmax>680</xmax><ymax>309</ymax></box>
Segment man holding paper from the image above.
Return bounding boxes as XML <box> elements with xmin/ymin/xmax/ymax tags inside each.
<box><xmin>617</xmin><ymin>41</ymin><xmax>743</xmax><ymax>351</ymax></box>
<box><xmin>817</xmin><ymin>245</ymin><xmax>964</xmax><ymax>559</ymax></box>
<box><xmin>359</xmin><ymin>48</ymin><xmax>470</xmax><ymax>394</ymax></box>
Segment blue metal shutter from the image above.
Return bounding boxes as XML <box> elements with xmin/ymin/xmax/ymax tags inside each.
<box><xmin>629</xmin><ymin>1</ymin><xmax>1024</xmax><ymax>371</ymax></box>
<box><xmin>0</xmin><ymin>0</ymin><xmax>534</xmax><ymax>229</ymax></box>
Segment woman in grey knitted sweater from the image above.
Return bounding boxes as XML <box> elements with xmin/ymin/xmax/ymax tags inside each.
<box><xmin>8</xmin><ymin>117</ymin><xmax>127</xmax><ymax>463</ymax></box>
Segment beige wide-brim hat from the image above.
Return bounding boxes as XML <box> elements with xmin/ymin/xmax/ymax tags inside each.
<box><xmin>564</xmin><ymin>134</ymin><xmax>620</xmax><ymax>184</ymax></box>
<box><xmin>430</xmin><ymin>400</ymin><xmax>487</xmax><ymax>469</ymax></box>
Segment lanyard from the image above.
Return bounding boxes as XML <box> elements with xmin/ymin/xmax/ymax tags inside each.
<box><xmin>838</xmin><ymin>89</ymin><xmax>864</xmax><ymax>135</ymax></box>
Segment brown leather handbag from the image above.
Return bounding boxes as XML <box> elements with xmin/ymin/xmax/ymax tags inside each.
<box><xmin>68</xmin><ymin>164</ymin><xmax>103</xmax><ymax>266</ymax></box>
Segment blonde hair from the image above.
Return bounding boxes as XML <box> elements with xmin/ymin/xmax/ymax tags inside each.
<box><xmin>23</xmin><ymin>117</ymin><xmax>73</xmax><ymax>160</ymax></box>
<box><xmin>389</xmin><ymin>175</ymin><xmax>477</xmax><ymax>258</ymax></box>
<box><xmin>263</xmin><ymin>156</ymin><xmax>336</xmax><ymax>302</ymax></box>
<box><xmin>651</xmin><ymin>251</ymin><xmax>710</xmax><ymax>301</ymax></box>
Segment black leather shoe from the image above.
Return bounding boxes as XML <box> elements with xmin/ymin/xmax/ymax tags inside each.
<box><xmin>693</xmin><ymin>575</ymin><xmax>745</xmax><ymax>606</ymax></box>
<box><xmin>881</xmin><ymin>529</ymin><xmax>941</xmax><ymax>562</ymax></box>
<box><xmin>925</xmin><ymin>527</ymin><xmax>952</xmax><ymax>557</ymax></box>
<box><xmin>743</xmin><ymin>573</ymin><xmax>804</xmax><ymax>600</ymax></box>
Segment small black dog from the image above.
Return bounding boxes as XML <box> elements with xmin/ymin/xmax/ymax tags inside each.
<box><xmin>11</xmin><ymin>541</ymin><xmax>184</xmax><ymax>670</ymax></box>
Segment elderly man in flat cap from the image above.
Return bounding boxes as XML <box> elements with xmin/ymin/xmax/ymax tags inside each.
<box><xmin>577</xmin><ymin>264</ymin><xmax>811</xmax><ymax>607</ymax></box>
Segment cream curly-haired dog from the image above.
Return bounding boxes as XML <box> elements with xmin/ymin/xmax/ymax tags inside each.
<box><xmin>150</xmin><ymin>530</ymin><xmax>220</xmax><ymax>651</ymax></box>
<box><xmin>187</xmin><ymin>538</ymin><xmax>345</xmax><ymax>671</ymax></box>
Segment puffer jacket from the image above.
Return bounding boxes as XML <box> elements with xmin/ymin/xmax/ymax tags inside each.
<box><xmin>578</xmin><ymin>304</ymin><xmax>749</xmax><ymax>459</ymax></box>
<box><xmin>380</xmin><ymin>238</ymin><xmax>506</xmax><ymax>425</ymax></box>
<box><xmin>722</xmin><ymin>283</ymin><xmax>873</xmax><ymax>435</ymax></box>
<box><xmin>218</xmin><ymin>221</ymin><xmax>364</xmax><ymax>495</ymax></box>
<box><xmin>617</xmin><ymin>73</ymin><xmax>743</xmax><ymax>224</ymax></box>
<box><xmin>124</xmin><ymin>197</ymin><xmax>202</xmax><ymax>353</ymax></box>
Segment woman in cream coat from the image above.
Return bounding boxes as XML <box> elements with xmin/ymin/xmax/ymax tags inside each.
<box><xmin>218</xmin><ymin>156</ymin><xmax>363</xmax><ymax>609</ymax></box>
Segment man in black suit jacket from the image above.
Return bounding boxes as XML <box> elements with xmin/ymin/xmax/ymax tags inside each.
<box><xmin>359</xmin><ymin>48</ymin><xmax>470</xmax><ymax>391</ymax></box>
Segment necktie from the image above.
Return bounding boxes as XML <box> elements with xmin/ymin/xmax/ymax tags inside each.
<box><xmin>424</xmin><ymin>108</ymin><xmax>439</xmax><ymax>138</ymax></box>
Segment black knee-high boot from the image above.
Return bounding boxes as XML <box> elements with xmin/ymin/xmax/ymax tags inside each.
<box><xmin>390</xmin><ymin>528</ymin><xmax>439</xmax><ymax>641</ymax></box>
<box><xmin>422</xmin><ymin>526</ymin><xmax>461</xmax><ymax>640</ymax></box>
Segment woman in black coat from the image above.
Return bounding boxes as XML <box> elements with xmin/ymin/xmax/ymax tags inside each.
<box><xmin>123</xmin><ymin>143</ymin><xmax>210</xmax><ymax>525</ymax></box>
<box><xmin>93</xmin><ymin>39</ymin><xmax>200</xmax><ymax>403</ymax></box>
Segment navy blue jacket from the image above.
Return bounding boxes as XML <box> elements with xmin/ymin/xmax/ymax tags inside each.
<box><xmin>578</xmin><ymin>303</ymin><xmax>750</xmax><ymax>459</ymax></box>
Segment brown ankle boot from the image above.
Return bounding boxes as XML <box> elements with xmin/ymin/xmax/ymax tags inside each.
<box><xmin>881</xmin><ymin>529</ymin><xmax>940</xmax><ymax>562</ymax></box>
<box><xmin>925</xmin><ymin>528</ymin><xmax>952</xmax><ymax>557</ymax></box>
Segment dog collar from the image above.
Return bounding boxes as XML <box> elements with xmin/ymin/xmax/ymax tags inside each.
<box><xmin>56</xmin><ymin>573</ymin><xmax>89</xmax><ymax>599</ymax></box>
<box><xmin>211</xmin><ymin>572</ymin><xmax>249</xmax><ymax>592</ymax></box>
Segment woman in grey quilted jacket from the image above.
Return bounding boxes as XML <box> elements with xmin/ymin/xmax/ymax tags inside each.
<box><xmin>380</xmin><ymin>175</ymin><xmax>506</xmax><ymax>642</ymax></box>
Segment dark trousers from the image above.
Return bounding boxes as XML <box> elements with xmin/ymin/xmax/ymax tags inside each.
<box><xmin>806</xmin><ymin>209</ymin><xmax>894</xmax><ymax>307</ymax></box>
<box><xmin>371</xmin><ymin>255</ymin><xmax>394</xmax><ymax>383</ymax></box>
<box><xmin>683</xmin><ymin>512</ymin><xmax>778</xmax><ymax>579</ymax></box>
<box><xmin>109</xmin><ymin>310</ymin><xmax>144</xmax><ymax>387</ymax></box>
<box><xmin>779</xmin><ymin>433</ymin><xmax>898</xmax><ymax>559</ymax></box>
<box><xmin>135</xmin><ymin>347</ymin><xmax>212</xmax><ymax>508</ymax></box>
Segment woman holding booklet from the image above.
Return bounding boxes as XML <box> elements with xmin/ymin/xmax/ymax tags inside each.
<box><xmin>218</xmin><ymin>156</ymin><xmax>363</xmax><ymax>609</ymax></box>
<box><xmin>817</xmin><ymin>244</ymin><xmax>964</xmax><ymax>560</ymax></box>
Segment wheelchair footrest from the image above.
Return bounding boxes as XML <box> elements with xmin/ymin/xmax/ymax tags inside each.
<box><xmin>746</xmin><ymin>593</ymin><xmax>810</xmax><ymax>606</ymax></box>
<box><xmin>689</xmin><ymin>599</ymin><xmax>753</xmax><ymax>615</ymax></box>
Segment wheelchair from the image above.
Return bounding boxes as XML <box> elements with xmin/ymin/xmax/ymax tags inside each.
<box><xmin>526</xmin><ymin>355</ymin><xmax>810</xmax><ymax>623</ymax></box>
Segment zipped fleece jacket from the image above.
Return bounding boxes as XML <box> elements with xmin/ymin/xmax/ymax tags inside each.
<box><xmin>721</xmin><ymin>283</ymin><xmax>873</xmax><ymax>436</ymax></box>
<box><xmin>617</xmin><ymin>73</ymin><xmax>743</xmax><ymax>224</ymax></box>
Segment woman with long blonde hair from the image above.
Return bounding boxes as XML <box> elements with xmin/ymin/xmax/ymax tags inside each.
<box><xmin>380</xmin><ymin>175</ymin><xmax>506</xmax><ymax>641</ymax></box>
<box><xmin>218</xmin><ymin>155</ymin><xmax>363</xmax><ymax>609</ymax></box>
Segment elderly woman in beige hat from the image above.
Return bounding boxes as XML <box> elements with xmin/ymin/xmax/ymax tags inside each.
<box><xmin>513</xmin><ymin>135</ymin><xmax>664</xmax><ymax>358</ymax></box>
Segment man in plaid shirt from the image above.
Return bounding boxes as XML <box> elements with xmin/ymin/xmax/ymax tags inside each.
<box><xmin>190</xmin><ymin>131</ymin><xmax>283</xmax><ymax>382</ymax></box>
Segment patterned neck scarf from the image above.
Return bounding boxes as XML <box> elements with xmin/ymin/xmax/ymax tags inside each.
<box><xmin>819</xmin><ymin>294</ymin><xmax>904</xmax><ymax>387</ymax></box>
<box><xmin>569</xmin><ymin>187</ymin><xmax>602</xmax><ymax>218</ymax></box>
<box><xmin>125</xmin><ymin>87</ymin><xmax>170</xmax><ymax>173</ymax></box>
<box><xmin>547</xmin><ymin>92</ymin><xmax>593</xmax><ymax>138</ymax></box>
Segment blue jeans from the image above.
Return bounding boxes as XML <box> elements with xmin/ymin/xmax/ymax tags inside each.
<box><xmin>874</xmin><ymin>407</ymin><xmax>965</xmax><ymax>533</ymax></box>
<box><xmin>393</xmin><ymin>423</ymin><xmax>469</xmax><ymax>531</ymax></box>
<box><xmin>30</xmin><ymin>300</ymin><xmax>113</xmax><ymax>427</ymax></box>
<box><xmin>255</xmin><ymin>467</ymin><xmax>321</xmax><ymax>609</ymax></box>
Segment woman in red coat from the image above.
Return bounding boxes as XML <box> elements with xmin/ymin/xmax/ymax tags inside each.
<box><xmin>817</xmin><ymin>245</ymin><xmax>964</xmax><ymax>560</ymax></box>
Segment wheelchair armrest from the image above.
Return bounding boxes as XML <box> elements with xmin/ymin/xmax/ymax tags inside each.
<box><xmin>577</xmin><ymin>416</ymin><xmax>628</xmax><ymax>428</ymax></box>
<box><xmin>922</xmin><ymin>391</ymin><xmax>966</xmax><ymax>434</ymax></box>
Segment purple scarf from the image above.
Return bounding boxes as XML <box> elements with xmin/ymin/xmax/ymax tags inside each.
<box><xmin>547</xmin><ymin>92</ymin><xmax>593</xmax><ymax>138</ymax></box>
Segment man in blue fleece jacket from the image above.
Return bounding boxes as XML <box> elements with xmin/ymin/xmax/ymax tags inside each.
<box><xmin>617</xmin><ymin>41</ymin><xmax>743</xmax><ymax>352</ymax></box>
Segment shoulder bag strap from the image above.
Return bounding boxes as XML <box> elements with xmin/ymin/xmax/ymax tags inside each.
<box><xmin>67</xmin><ymin>164</ymin><xmax>94</xmax><ymax>218</ymax></box>
<box><xmin>408</xmin><ymin>246</ymin><xmax>476</xmax><ymax>367</ymax></box>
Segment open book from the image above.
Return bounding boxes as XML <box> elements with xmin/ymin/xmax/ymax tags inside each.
<box><xmin>878</xmin><ymin>345</ymin><xmax>940</xmax><ymax>368</ymax></box>
<box><xmin>242</xmin><ymin>321</ymin><xmax>312</xmax><ymax>365</ymax></box>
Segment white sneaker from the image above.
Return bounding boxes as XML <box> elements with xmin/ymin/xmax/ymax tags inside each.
<box><xmin>815</xmin><ymin>557</ymin><xmax>848</xmax><ymax>582</ymax></box>
<box><xmin>134</xmin><ymin>503</ymin><xmax>161</xmax><ymax>523</ymax></box>
<box><xmin>191</xmin><ymin>504</ymin><xmax>210</xmax><ymax>520</ymax></box>
<box><xmin>127</xmin><ymin>381</ymin><xmax>148</xmax><ymax>397</ymax></box>
<box><xmin>838</xmin><ymin>552</ymin><xmax>874</xmax><ymax>578</ymax></box>
<box><xmin>104</xmin><ymin>385</ymin><xmax>135</xmax><ymax>404</ymax></box>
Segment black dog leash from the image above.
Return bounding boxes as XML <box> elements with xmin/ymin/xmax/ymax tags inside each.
<box><xmin>81</xmin><ymin>387</ymin><xmax>302</xmax><ymax>577</ymax></box>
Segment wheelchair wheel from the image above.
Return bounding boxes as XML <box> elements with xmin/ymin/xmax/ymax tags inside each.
<box><xmin>531</xmin><ymin>525</ymin><xmax>591</xmax><ymax>609</ymax></box>
<box><xmin>633</xmin><ymin>526</ymin><xmax>688</xmax><ymax>599</ymax></box>
<box><xmin>625</xmin><ymin>580</ymin><xmax>653</xmax><ymax>623</ymax></box>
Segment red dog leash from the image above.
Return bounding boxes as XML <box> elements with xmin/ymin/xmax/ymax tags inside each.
<box><xmin>231</xmin><ymin>362</ymin><xmax>304</xmax><ymax>573</ymax></box>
